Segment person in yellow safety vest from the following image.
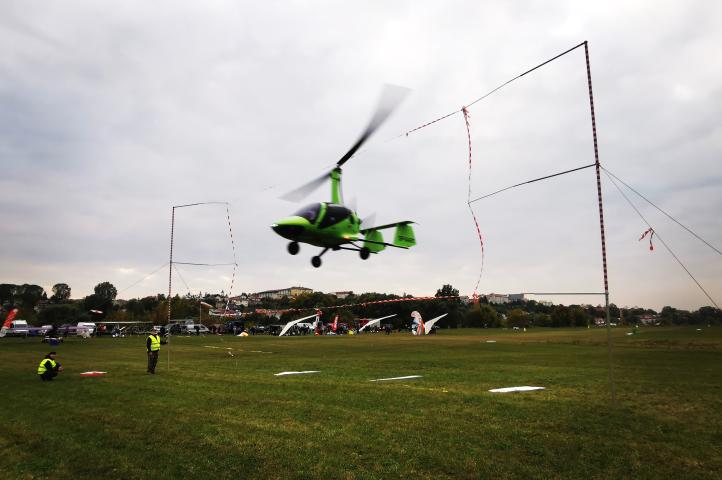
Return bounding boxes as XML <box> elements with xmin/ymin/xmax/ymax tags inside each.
<box><xmin>38</xmin><ymin>351</ymin><xmax>63</xmax><ymax>381</ymax></box>
<box><xmin>146</xmin><ymin>328</ymin><xmax>161</xmax><ymax>374</ymax></box>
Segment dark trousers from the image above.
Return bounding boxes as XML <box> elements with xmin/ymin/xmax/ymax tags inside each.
<box><xmin>147</xmin><ymin>351</ymin><xmax>159</xmax><ymax>373</ymax></box>
<box><xmin>40</xmin><ymin>370</ymin><xmax>58</xmax><ymax>381</ymax></box>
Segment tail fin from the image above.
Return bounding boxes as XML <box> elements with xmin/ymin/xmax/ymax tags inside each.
<box><xmin>393</xmin><ymin>223</ymin><xmax>416</xmax><ymax>248</ymax></box>
<box><xmin>361</xmin><ymin>221</ymin><xmax>416</xmax><ymax>250</ymax></box>
<box><xmin>363</xmin><ymin>230</ymin><xmax>386</xmax><ymax>253</ymax></box>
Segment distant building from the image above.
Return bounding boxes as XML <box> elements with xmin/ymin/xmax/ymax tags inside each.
<box><xmin>255</xmin><ymin>286</ymin><xmax>313</xmax><ymax>300</ymax></box>
<box><xmin>508</xmin><ymin>293</ymin><xmax>525</xmax><ymax>302</ymax></box>
<box><xmin>331</xmin><ymin>291</ymin><xmax>353</xmax><ymax>299</ymax></box>
<box><xmin>229</xmin><ymin>294</ymin><xmax>249</xmax><ymax>308</ymax></box>
<box><xmin>639</xmin><ymin>314</ymin><xmax>659</xmax><ymax>325</ymax></box>
<box><xmin>487</xmin><ymin>293</ymin><xmax>510</xmax><ymax>305</ymax></box>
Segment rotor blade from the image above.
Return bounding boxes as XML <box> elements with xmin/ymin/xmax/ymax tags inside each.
<box><xmin>279</xmin><ymin>170</ymin><xmax>330</xmax><ymax>202</ymax></box>
<box><xmin>337</xmin><ymin>84</ymin><xmax>410</xmax><ymax>167</ymax></box>
<box><xmin>361</xmin><ymin>212</ymin><xmax>376</xmax><ymax>228</ymax></box>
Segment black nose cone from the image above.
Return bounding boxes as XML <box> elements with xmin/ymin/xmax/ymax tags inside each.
<box><xmin>271</xmin><ymin>224</ymin><xmax>304</xmax><ymax>238</ymax></box>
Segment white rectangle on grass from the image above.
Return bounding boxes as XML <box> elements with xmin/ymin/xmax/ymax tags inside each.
<box><xmin>274</xmin><ymin>371</ymin><xmax>320</xmax><ymax>376</ymax></box>
<box><xmin>489</xmin><ymin>386</ymin><xmax>545</xmax><ymax>393</ymax></box>
<box><xmin>369</xmin><ymin>375</ymin><xmax>423</xmax><ymax>382</ymax></box>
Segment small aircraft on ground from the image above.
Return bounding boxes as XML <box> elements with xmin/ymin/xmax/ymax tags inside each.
<box><xmin>271</xmin><ymin>85</ymin><xmax>416</xmax><ymax>268</ymax></box>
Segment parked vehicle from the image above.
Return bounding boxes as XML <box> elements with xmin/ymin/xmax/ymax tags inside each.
<box><xmin>267</xmin><ymin>325</ymin><xmax>283</xmax><ymax>336</ymax></box>
<box><xmin>184</xmin><ymin>324</ymin><xmax>210</xmax><ymax>334</ymax></box>
<box><xmin>164</xmin><ymin>323</ymin><xmax>210</xmax><ymax>335</ymax></box>
<box><xmin>224</xmin><ymin>320</ymin><xmax>245</xmax><ymax>333</ymax></box>
<box><xmin>2</xmin><ymin>320</ymin><xmax>31</xmax><ymax>337</ymax></box>
<box><xmin>76</xmin><ymin>322</ymin><xmax>97</xmax><ymax>336</ymax></box>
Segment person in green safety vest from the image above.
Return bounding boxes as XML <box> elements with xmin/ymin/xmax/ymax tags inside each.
<box><xmin>146</xmin><ymin>328</ymin><xmax>161</xmax><ymax>374</ymax></box>
<box><xmin>37</xmin><ymin>352</ymin><xmax>63</xmax><ymax>381</ymax></box>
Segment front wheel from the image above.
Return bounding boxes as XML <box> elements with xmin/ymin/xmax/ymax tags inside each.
<box><xmin>311</xmin><ymin>256</ymin><xmax>322</xmax><ymax>268</ymax></box>
<box><xmin>287</xmin><ymin>242</ymin><xmax>300</xmax><ymax>255</ymax></box>
<box><xmin>360</xmin><ymin>247</ymin><xmax>370</xmax><ymax>260</ymax></box>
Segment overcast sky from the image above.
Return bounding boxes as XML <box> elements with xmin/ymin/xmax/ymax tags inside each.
<box><xmin>1</xmin><ymin>0</ymin><xmax>720</xmax><ymax>311</ymax></box>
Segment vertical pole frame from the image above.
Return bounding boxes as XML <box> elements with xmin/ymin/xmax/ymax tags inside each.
<box><xmin>167</xmin><ymin>206</ymin><xmax>175</xmax><ymax>370</ymax></box>
<box><xmin>584</xmin><ymin>41</ymin><xmax>616</xmax><ymax>403</ymax></box>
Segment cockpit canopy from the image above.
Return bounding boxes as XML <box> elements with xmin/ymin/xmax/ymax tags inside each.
<box><xmin>293</xmin><ymin>203</ymin><xmax>322</xmax><ymax>223</ymax></box>
<box><xmin>293</xmin><ymin>203</ymin><xmax>355</xmax><ymax>228</ymax></box>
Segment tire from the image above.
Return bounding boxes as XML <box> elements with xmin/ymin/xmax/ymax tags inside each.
<box><xmin>311</xmin><ymin>256</ymin><xmax>322</xmax><ymax>268</ymax></box>
<box><xmin>360</xmin><ymin>247</ymin><xmax>370</xmax><ymax>260</ymax></box>
<box><xmin>287</xmin><ymin>242</ymin><xmax>300</xmax><ymax>255</ymax></box>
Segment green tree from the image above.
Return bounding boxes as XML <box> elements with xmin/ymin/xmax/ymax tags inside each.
<box><xmin>533</xmin><ymin>313</ymin><xmax>552</xmax><ymax>327</ymax></box>
<box><xmin>551</xmin><ymin>305</ymin><xmax>570</xmax><ymax>327</ymax></box>
<box><xmin>94</xmin><ymin>282</ymin><xmax>118</xmax><ymax>302</ymax></box>
<box><xmin>0</xmin><ymin>284</ymin><xmax>16</xmax><ymax>308</ymax></box>
<box><xmin>568</xmin><ymin>305</ymin><xmax>590</xmax><ymax>327</ymax></box>
<box><xmin>38</xmin><ymin>304</ymin><xmax>83</xmax><ymax>328</ymax></box>
<box><xmin>692</xmin><ymin>306</ymin><xmax>722</xmax><ymax>325</ymax></box>
<box><xmin>465</xmin><ymin>304</ymin><xmax>497</xmax><ymax>327</ymax></box>
<box><xmin>506</xmin><ymin>308</ymin><xmax>527</xmax><ymax>328</ymax></box>
<box><xmin>433</xmin><ymin>284</ymin><xmax>462</xmax><ymax>328</ymax></box>
<box><xmin>50</xmin><ymin>283</ymin><xmax>72</xmax><ymax>303</ymax></box>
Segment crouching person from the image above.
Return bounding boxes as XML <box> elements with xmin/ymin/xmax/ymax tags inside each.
<box><xmin>38</xmin><ymin>352</ymin><xmax>63</xmax><ymax>381</ymax></box>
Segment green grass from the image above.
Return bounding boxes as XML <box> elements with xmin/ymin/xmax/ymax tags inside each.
<box><xmin>1</xmin><ymin>327</ymin><xmax>720</xmax><ymax>479</ymax></box>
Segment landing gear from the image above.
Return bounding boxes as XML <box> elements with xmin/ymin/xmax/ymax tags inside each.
<box><xmin>360</xmin><ymin>247</ymin><xmax>370</xmax><ymax>260</ymax></box>
<box><xmin>287</xmin><ymin>241</ymin><xmax>300</xmax><ymax>255</ymax></box>
<box><xmin>311</xmin><ymin>247</ymin><xmax>329</xmax><ymax>268</ymax></box>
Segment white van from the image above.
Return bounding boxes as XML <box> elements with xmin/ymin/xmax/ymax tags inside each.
<box><xmin>76</xmin><ymin>322</ymin><xmax>96</xmax><ymax>336</ymax></box>
<box><xmin>183</xmin><ymin>324</ymin><xmax>210</xmax><ymax>334</ymax></box>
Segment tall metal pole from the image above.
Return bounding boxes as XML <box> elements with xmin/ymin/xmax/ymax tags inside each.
<box><xmin>584</xmin><ymin>41</ymin><xmax>616</xmax><ymax>403</ymax></box>
<box><xmin>167</xmin><ymin>206</ymin><xmax>175</xmax><ymax>370</ymax></box>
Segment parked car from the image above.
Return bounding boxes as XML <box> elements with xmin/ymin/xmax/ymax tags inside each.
<box><xmin>2</xmin><ymin>319</ymin><xmax>31</xmax><ymax>336</ymax></box>
<box><xmin>267</xmin><ymin>325</ymin><xmax>283</xmax><ymax>336</ymax></box>
<box><xmin>76</xmin><ymin>322</ymin><xmax>97</xmax><ymax>336</ymax></box>
<box><xmin>182</xmin><ymin>324</ymin><xmax>210</xmax><ymax>334</ymax></box>
<box><xmin>165</xmin><ymin>323</ymin><xmax>184</xmax><ymax>335</ymax></box>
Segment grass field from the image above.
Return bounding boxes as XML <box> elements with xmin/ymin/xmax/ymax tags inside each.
<box><xmin>1</xmin><ymin>327</ymin><xmax>721</xmax><ymax>479</ymax></box>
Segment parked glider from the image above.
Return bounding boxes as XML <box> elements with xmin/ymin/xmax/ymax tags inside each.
<box><xmin>358</xmin><ymin>314</ymin><xmax>397</xmax><ymax>332</ymax></box>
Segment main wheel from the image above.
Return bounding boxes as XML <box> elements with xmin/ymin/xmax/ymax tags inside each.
<box><xmin>311</xmin><ymin>256</ymin><xmax>322</xmax><ymax>268</ymax></box>
<box><xmin>287</xmin><ymin>241</ymin><xmax>300</xmax><ymax>255</ymax></box>
<box><xmin>360</xmin><ymin>247</ymin><xmax>370</xmax><ymax>260</ymax></box>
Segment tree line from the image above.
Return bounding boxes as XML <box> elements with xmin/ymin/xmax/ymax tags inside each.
<box><xmin>1</xmin><ymin>282</ymin><xmax>720</xmax><ymax>328</ymax></box>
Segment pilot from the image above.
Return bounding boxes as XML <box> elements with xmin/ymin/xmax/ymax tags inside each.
<box><xmin>146</xmin><ymin>328</ymin><xmax>161</xmax><ymax>374</ymax></box>
<box><xmin>37</xmin><ymin>351</ymin><xmax>63</xmax><ymax>381</ymax></box>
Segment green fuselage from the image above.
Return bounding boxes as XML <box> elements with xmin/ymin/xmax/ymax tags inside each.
<box><xmin>272</xmin><ymin>202</ymin><xmax>361</xmax><ymax>248</ymax></box>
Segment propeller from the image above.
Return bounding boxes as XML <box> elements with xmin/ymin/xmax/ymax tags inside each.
<box><xmin>361</xmin><ymin>212</ymin><xmax>376</xmax><ymax>228</ymax></box>
<box><xmin>280</xmin><ymin>84</ymin><xmax>410</xmax><ymax>203</ymax></box>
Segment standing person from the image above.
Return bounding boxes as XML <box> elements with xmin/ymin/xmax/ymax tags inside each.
<box><xmin>38</xmin><ymin>352</ymin><xmax>63</xmax><ymax>381</ymax></box>
<box><xmin>146</xmin><ymin>328</ymin><xmax>161</xmax><ymax>374</ymax></box>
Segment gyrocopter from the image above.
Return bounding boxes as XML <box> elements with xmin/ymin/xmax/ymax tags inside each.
<box><xmin>271</xmin><ymin>85</ymin><xmax>417</xmax><ymax>268</ymax></box>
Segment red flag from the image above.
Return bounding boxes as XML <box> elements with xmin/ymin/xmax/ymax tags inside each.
<box><xmin>639</xmin><ymin>228</ymin><xmax>655</xmax><ymax>251</ymax></box>
<box><xmin>3</xmin><ymin>309</ymin><xmax>18</xmax><ymax>329</ymax></box>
